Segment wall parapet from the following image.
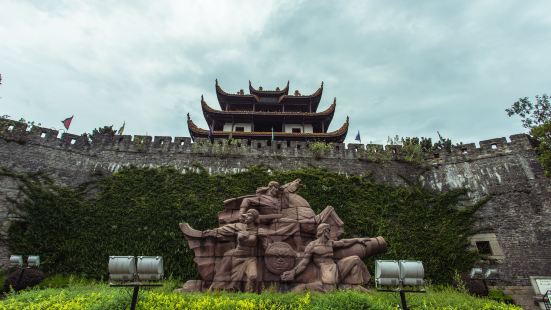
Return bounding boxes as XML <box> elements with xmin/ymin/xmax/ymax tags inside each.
<box><xmin>0</xmin><ymin>118</ymin><xmax>535</xmax><ymax>164</ymax></box>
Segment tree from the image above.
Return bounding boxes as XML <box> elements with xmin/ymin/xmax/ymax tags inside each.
<box><xmin>91</xmin><ymin>125</ymin><xmax>116</xmax><ymax>137</ymax></box>
<box><xmin>506</xmin><ymin>94</ymin><xmax>551</xmax><ymax>176</ymax></box>
<box><xmin>506</xmin><ymin>94</ymin><xmax>551</xmax><ymax>128</ymax></box>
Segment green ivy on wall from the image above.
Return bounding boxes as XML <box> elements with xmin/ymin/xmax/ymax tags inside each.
<box><xmin>2</xmin><ymin>166</ymin><xmax>482</xmax><ymax>284</ymax></box>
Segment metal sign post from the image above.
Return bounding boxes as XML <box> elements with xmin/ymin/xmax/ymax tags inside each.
<box><xmin>399</xmin><ymin>290</ymin><xmax>408</xmax><ymax>310</ymax></box>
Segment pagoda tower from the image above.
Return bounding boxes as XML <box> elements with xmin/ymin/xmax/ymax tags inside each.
<box><xmin>187</xmin><ymin>80</ymin><xmax>348</xmax><ymax>143</ymax></box>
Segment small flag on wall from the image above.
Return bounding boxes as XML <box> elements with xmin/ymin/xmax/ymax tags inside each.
<box><xmin>118</xmin><ymin>122</ymin><xmax>126</xmax><ymax>135</ymax></box>
<box><xmin>61</xmin><ymin>116</ymin><xmax>73</xmax><ymax>130</ymax></box>
<box><xmin>355</xmin><ymin>130</ymin><xmax>361</xmax><ymax>143</ymax></box>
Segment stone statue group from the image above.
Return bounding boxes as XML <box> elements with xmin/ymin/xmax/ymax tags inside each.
<box><xmin>180</xmin><ymin>179</ymin><xmax>387</xmax><ymax>292</ymax></box>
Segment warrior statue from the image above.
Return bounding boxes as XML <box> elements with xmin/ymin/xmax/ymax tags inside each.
<box><xmin>179</xmin><ymin>179</ymin><xmax>387</xmax><ymax>292</ymax></box>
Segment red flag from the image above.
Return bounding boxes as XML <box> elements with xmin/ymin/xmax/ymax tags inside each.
<box><xmin>61</xmin><ymin>116</ymin><xmax>73</xmax><ymax>130</ymax></box>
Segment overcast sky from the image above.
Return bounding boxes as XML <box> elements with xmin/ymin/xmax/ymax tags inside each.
<box><xmin>1</xmin><ymin>0</ymin><xmax>551</xmax><ymax>145</ymax></box>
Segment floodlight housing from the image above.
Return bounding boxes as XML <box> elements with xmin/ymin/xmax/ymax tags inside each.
<box><xmin>109</xmin><ymin>256</ymin><xmax>136</xmax><ymax>282</ymax></box>
<box><xmin>27</xmin><ymin>255</ymin><xmax>40</xmax><ymax>268</ymax></box>
<box><xmin>137</xmin><ymin>256</ymin><xmax>164</xmax><ymax>281</ymax></box>
<box><xmin>484</xmin><ymin>268</ymin><xmax>498</xmax><ymax>279</ymax></box>
<box><xmin>375</xmin><ymin>260</ymin><xmax>426</xmax><ymax>288</ymax></box>
<box><xmin>9</xmin><ymin>255</ymin><xmax>23</xmax><ymax>268</ymax></box>
<box><xmin>469</xmin><ymin>267</ymin><xmax>483</xmax><ymax>279</ymax></box>
<box><xmin>375</xmin><ymin>260</ymin><xmax>400</xmax><ymax>287</ymax></box>
<box><xmin>399</xmin><ymin>260</ymin><xmax>424</xmax><ymax>286</ymax></box>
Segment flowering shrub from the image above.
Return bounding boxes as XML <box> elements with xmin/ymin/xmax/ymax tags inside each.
<box><xmin>0</xmin><ymin>284</ymin><xmax>521</xmax><ymax>310</ymax></box>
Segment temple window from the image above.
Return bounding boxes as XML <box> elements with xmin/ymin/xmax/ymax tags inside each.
<box><xmin>259</xmin><ymin>97</ymin><xmax>278</xmax><ymax>103</ymax></box>
<box><xmin>224</xmin><ymin>123</ymin><xmax>251</xmax><ymax>132</ymax></box>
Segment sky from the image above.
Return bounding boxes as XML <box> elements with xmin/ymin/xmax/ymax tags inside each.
<box><xmin>1</xmin><ymin>0</ymin><xmax>551</xmax><ymax>145</ymax></box>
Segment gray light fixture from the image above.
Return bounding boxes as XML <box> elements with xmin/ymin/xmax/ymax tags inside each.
<box><xmin>399</xmin><ymin>260</ymin><xmax>424</xmax><ymax>286</ymax></box>
<box><xmin>27</xmin><ymin>255</ymin><xmax>40</xmax><ymax>268</ymax></box>
<box><xmin>375</xmin><ymin>260</ymin><xmax>400</xmax><ymax>286</ymax></box>
<box><xmin>469</xmin><ymin>267</ymin><xmax>500</xmax><ymax>295</ymax></box>
<box><xmin>484</xmin><ymin>268</ymin><xmax>498</xmax><ymax>279</ymax></box>
<box><xmin>108</xmin><ymin>255</ymin><xmax>164</xmax><ymax>310</ymax></box>
<box><xmin>137</xmin><ymin>256</ymin><xmax>164</xmax><ymax>281</ymax></box>
<box><xmin>9</xmin><ymin>255</ymin><xmax>40</xmax><ymax>268</ymax></box>
<box><xmin>375</xmin><ymin>260</ymin><xmax>425</xmax><ymax>288</ymax></box>
<box><xmin>375</xmin><ymin>260</ymin><xmax>426</xmax><ymax>310</ymax></box>
<box><xmin>469</xmin><ymin>267</ymin><xmax>483</xmax><ymax>279</ymax></box>
<box><xmin>7</xmin><ymin>254</ymin><xmax>41</xmax><ymax>290</ymax></box>
<box><xmin>108</xmin><ymin>256</ymin><xmax>136</xmax><ymax>282</ymax></box>
<box><xmin>469</xmin><ymin>267</ymin><xmax>499</xmax><ymax>280</ymax></box>
<box><xmin>9</xmin><ymin>255</ymin><xmax>23</xmax><ymax>268</ymax></box>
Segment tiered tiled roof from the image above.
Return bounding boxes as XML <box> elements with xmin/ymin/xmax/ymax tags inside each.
<box><xmin>188</xmin><ymin>80</ymin><xmax>348</xmax><ymax>143</ymax></box>
<box><xmin>215</xmin><ymin>80</ymin><xmax>324</xmax><ymax>111</ymax></box>
<box><xmin>201</xmin><ymin>97</ymin><xmax>336</xmax><ymax>125</ymax></box>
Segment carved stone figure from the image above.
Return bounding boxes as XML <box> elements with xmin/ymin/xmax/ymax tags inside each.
<box><xmin>179</xmin><ymin>180</ymin><xmax>387</xmax><ymax>292</ymax></box>
<box><xmin>205</xmin><ymin>209</ymin><xmax>262</xmax><ymax>292</ymax></box>
<box><xmin>281</xmin><ymin>223</ymin><xmax>374</xmax><ymax>292</ymax></box>
<box><xmin>264</xmin><ymin>242</ymin><xmax>296</xmax><ymax>275</ymax></box>
<box><xmin>239</xmin><ymin>179</ymin><xmax>303</xmax><ymax>215</ymax></box>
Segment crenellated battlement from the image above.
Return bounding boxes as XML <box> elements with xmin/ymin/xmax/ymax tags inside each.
<box><xmin>1</xmin><ymin>118</ymin><xmax>550</xmax><ymax>295</ymax></box>
<box><xmin>0</xmin><ymin>118</ymin><xmax>535</xmax><ymax>164</ymax></box>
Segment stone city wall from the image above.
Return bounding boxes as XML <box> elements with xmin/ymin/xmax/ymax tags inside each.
<box><xmin>0</xmin><ymin>118</ymin><xmax>549</xmax><ymax>306</ymax></box>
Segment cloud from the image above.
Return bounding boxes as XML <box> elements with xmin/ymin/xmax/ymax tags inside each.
<box><xmin>1</xmin><ymin>0</ymin><xmax>551</xmax><ymax>145</ymax></box>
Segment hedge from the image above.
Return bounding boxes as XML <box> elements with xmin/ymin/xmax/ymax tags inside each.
<box><xmin>0</xmin><ymin>283</ymin><xmax>520</xmax><ymax>310</ymax></box>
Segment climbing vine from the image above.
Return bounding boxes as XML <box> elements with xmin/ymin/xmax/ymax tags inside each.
<box><xmin>2</xmin><ymin>166</ymin><xmax>482</xmax><ymax>284</ymax></box>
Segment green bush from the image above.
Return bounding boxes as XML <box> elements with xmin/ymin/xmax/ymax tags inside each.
<box><xmin>308</xmin><ymin>141</ymin><xmax>332</xmax><ymax>159</ymax></box>
<box><xmin>487</xmin><ymin>289</ymin><xmax>515</xmax><ymax>304</ymax></box>
<box><xmin>3</xmin><ymin>166</ymin><xmax>482</xmax><ymax>283</ymax></box>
